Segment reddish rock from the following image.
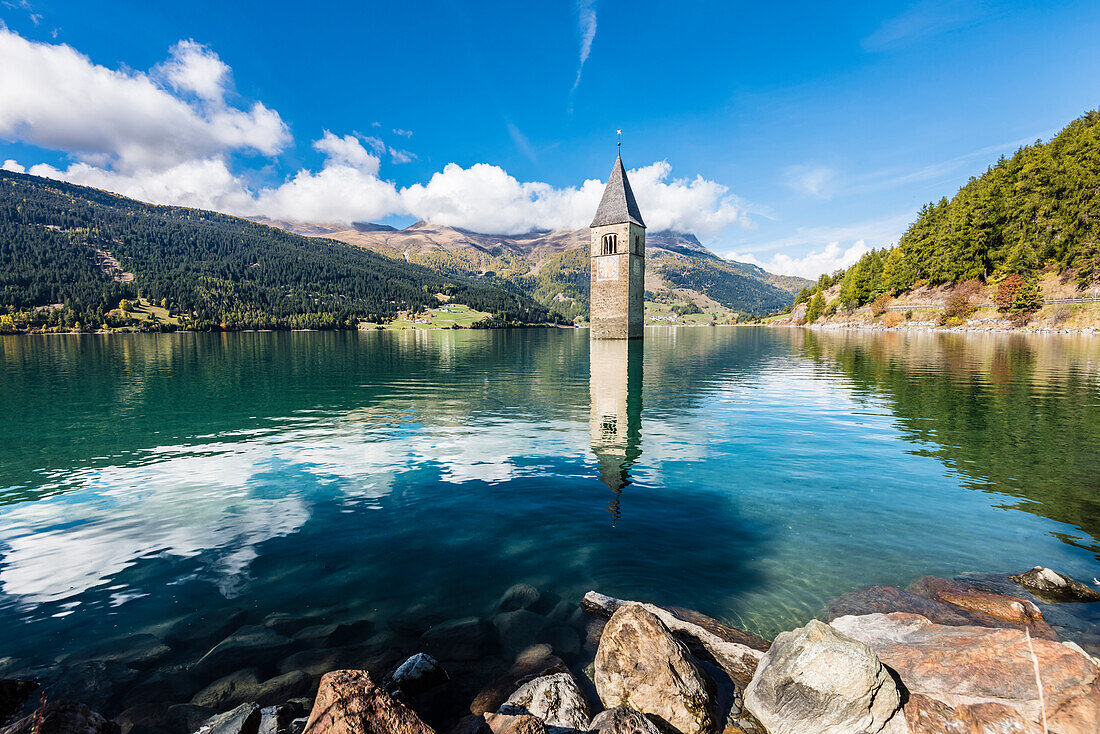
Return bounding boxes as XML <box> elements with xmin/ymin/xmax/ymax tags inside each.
<box><xmin>831</xmin><ymin>613</ymin><xmax>1100</xmax><ymax>734</ymax></box>
<box><xmin>825</xmin><ymin>585</ymin><xmax>986</xmax><ymax>627</ymax></box>
<box><xmin>302</xmin><ymin>670</ymin><xmax>432</xmax><ymax>734</ymax></box>
<box><xmin>904</xmin><ymin>693</ymin><xmax>1030</xmax><ymax>734</ymax></box>
<box><xmin>908</xmin><ymin>576</ymin><xmax>1058</xmax><ymax>639</ymax></box>
<box><xmin>482</xmin><ymin>713</ymin><xmax>545</xmax><ymax>734</ymax></box>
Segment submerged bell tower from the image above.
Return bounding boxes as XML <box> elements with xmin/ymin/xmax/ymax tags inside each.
<box><xmin>589</xmin><ymin>152</ymin><xmax>645</xmax><ymax>340</ymax></box>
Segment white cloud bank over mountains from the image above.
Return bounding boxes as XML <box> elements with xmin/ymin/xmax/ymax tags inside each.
<box><xmin>0</xmin><ymin>29</ymin><xmax>747</xmax><ymax>237</ymax></box>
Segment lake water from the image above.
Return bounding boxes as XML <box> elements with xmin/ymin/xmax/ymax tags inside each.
<box><xmin>1</xmin><ymin>327</ymin><xmax>1099</xmax><ymax>714</ymax></box>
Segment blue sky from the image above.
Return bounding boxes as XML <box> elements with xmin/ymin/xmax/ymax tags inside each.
<box><xmin>1</xmin><ymin>1</ymin><xmax>1099</xmax><ymax>277</ymax></box>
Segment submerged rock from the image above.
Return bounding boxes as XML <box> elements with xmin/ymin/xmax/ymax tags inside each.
<box><xmin>165</xmin><ymin>609</ymin><xmax>248</xmax><ymax>650</ymax></box>
<box><xmin>587</xmin><ymin>707</ymin><xmax>660</xmax><ymax>734</ymax></box>
<box><xmin>492</xmin><ymin>612</ymin><xmax>547</xmax><ymax>658</ymax></box>
<box><xmin>194</xmin><ymin>704</ymin><xmax>262</xmax><ymax>734</ymax></box>
<box><xmin>0</xmin><ymin>701</ymin><xmax>114</xmax><ymax>734</ymax></box>
<box><xmin>383</xmin><ymin>654</ymin><xmax>449</xmax><ymax>698</ymax></box>
<box><xmin>388</xmin><ymin>608</ymin><xmax>446</xmax><ymax>640</ymax></box>
<box><xmin>420</xmin><ymin>618</ymin><xmax>494</xmax><ymax>662</ymax></box>
<box><xmin>831</xmin><ymin>612</ymin><xmax>1100</xmax><ymax>734</ymax></box>
<box><xmin>907</xmin><ymin>576</ymin><xmax>1057</xmax><ymax>638</ymax></box>
<box><xmin>1009</xmin><ymin>566</ymin><xmax>1100</xmax><ymax>603</ymax></box>
<box><xmin>193</xmin><ymin>627</ymin><xmax>293</xmax><ymax>678</ymax></box>
<box><xmin>825</xmin><ymin>584</ymin><xmax>987</xmax><ymax>627</ymax></box>
<box><xmin>743</xmin><ymin>619</ymin><xmax>906</xmax><ymax>734</ymax></box>
<box><xmin>302</xmin><ymin>669</ymin><xmax>431</xmax><ymax>734</ymax></box>
<box><xmin>498</xmin><ymin>673</ymin><xmax>589</xmax><ymax>731</ymax></box>
<box><xmin>498</xmin><ymin>585</ymin><xmax>542</xmax><ymax>613</ymax></box>
<box><xmin>594</xmin><ymin>604</ymin><xmax>716</xmax><ymax>734</ymax></box>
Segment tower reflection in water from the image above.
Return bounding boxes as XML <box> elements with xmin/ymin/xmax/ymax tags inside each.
<box><xmin>589</xmin><ymin>338</ymin><xmax>643</xmax><ymax>523</ymax></box>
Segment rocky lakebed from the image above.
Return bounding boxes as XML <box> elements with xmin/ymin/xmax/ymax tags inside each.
<box><xmin>1</xmin><ymin>567</ymin><xmax>1098</xmax><ymax>734</ymax></box>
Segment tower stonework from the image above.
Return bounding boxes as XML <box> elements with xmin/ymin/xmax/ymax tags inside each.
<box><xmin>590</xmin><ymin>154</ymin><xmax>645</xmax><ymax>340</ymax></box>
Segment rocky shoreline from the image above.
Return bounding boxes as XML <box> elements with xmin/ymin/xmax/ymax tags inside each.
<box><xmin>1</xmin><ymin>568</ymin><xmax>1097</xmax><ymax>734</ymax></box>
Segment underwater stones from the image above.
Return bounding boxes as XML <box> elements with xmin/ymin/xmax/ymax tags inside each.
<box><xmin>536</xmin><ymin>626</ymin><xmax>580</xmax><ymax>658</ymax></box>
<box><xmin>263</xmin><ymin>614</ymin><xmax>317</xmax><ymax>639</ymax></box>
<box><xmin>420</xmin><ymin>618</ymin><xmax>494</xmax><ymax>662</ymax></box>
<box><xmin>743</xmin><ymin>620</ymin><xmax>905</xmax><ymax>734</ymax></box>
<box><xmin>824</xmin><ymin>585</ymin><xmax>983</xmax><ymax>627</ymax></box>
<box><xmin>831</xmin><ymin>612</ymin><xmax>1100</xmax><ymax>734</ymax></box>
<box><xmin>289</xmin><ymin>619</ymin><xmax>376</xmax><ymax>650</ymax></box>
<box><xmin>492</xmin><ymin>612</ymin><xmax>547</xmax><ymax>658</ymax></box>
<box><xmin>0</xmin><ymin>701</ymin><xmax>114</xmax><ymax>734</ymax></box>
<box><xmin>193</xmin><ymin>704</ymin><xmax>262</xmax><ymax>734</ymax></box>
<box><xmin>498</xmin><ymin>673</ymin><xmax>589</xmax><ymax>731</ymax></box>
<box><xmin>1009</xmin><ymin>566</ymin><xmax>1100</xmax><ymax>603</ymax></box>
<box><xmin>469</xmin><ymin>648</ymin><xmax>568</xmax><ymax>716</ymax></box>
<box><xmin>588</xmin><ymin>707</ymin><xmax>661</xmax><ymax>734</ymax></box>
<box><xmin>193</xmin><ymin>627</ymin><xmax>293</xmax><ymax>679</ymax></box>
<box><xmin>594</xmin><ymin>605</ymin><xmax>716</xmax><ymax>734</ymax></box>
<box><xmin>166</xmin><ymin>609</ymin><xmax>248</xmax><ymax>651</ymax></box>
<box><xmin>191</xmin><ymin>670</ymin><xmax>264</xmax><ymax>710</ymax></box>
<box><xmin>498</xmin><ymin>586</ymin><xmax>541</xmax><ymax>614</ymax></box>
<box><xmin>383</xmin><ymin>654</ymin><xmax>449</xmax><ymax>699</ymax></box>
<box><xmin>122</xmin><ymin>670</ymin><xmax>200</xmax><ymax>711</ymax></box>
<box><xmin>388</xmin><ymin>608</ymin><xmax>446</xmax><ymax>640</ymax></box>
<box><xmin>45</xmin><ymin>661</ymin><xmax>136</xmax><ymax>712</ymax></box>
<box><xmin>302</xmin><ymin>670</ymin><xmax>432</xmax><ymax>734</ymax></box>
<box><xmin>907</xmin><ymin>576</ymin><xmax>1057</xmax><ymax>638</ymax></box>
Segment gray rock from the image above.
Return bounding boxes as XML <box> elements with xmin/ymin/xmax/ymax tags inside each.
<box><xmin>470</xmin><ymin>647</ymin><xmax>568</xmax><ymax>716</ymax></box>
<box><xmin>743</xmin><ymin>620</ymin><xmax>906</xmax><ymax>734</ymax></box>
<box><xmin>0</xmin><ymin>700</ymin><xmax>114</xmax><ymax>734</ymax></box>
<box><xmin>193</xmin><ymin>627</ymin><xmax>293</xmax><ymax>678</ymax></box>
<box><xmin>165</xmin><ymin>609</ymin><xmax>248</xmax><ymax>649</ymax></box>
<box><xmin>499</xmin><ymin>673</ymin><xmax>589</xmax><ymax>731</ymax></box>
<box><xmin>113</xmin><ymin>703</ymin><xmax>171</xmax><ymax>734</ymax></box>
<box><xmin>420</xmin><ymin>618</ymin><xmax>494</xmax><ymax>662</ymax></box>
<box><xmin>193</xmin><ymin>703</ymin><xmax>261</xmax><ymax>734</ymax></box>
<box><xmin>588</xmin><ymin>706</ymin><xmax>660</xmax><ymax>734</ymax></box>
<box><xmin>493</xmin><ymin>611</ymin><xmax>547</xmax><ymax>657</ymax></box>
<box><xmin>383</xmin><ymin>654</ymin><xmax>449</xmax><ymax>698</ymax></box>
<box><xmin>1009</xmin><ymin>566</ymin><xmax>1100</xmax><ymax>603</ymax></box>
<box><xmin>192</xmin><ymin>670</ymin><xmax>311</xmax><ymax>710</ymax></box>
<box><xmin>256</xmin><ymin>702</ymin><xmax>308</xmax><ymax>734</ymax></box>
<box><xmin>166</xmin><ymin>705</ymin><xmax>215</xmax><ymax>734</ymax></box>
<box><xmin>498</xmin><ymin>585</ymin><xmax>542</xmax><ymax>613</ymax></box>
<box><xmin>594</xmin><ymin>605</ymin><xmax>715</xmax><ymax>734</ymax></box>
<box><xmin>45</xmin><ymin>661</ymin><xmax>136</xmax><ymax>711</ymax></box>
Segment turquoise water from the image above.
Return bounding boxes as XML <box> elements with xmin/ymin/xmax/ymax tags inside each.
<box><xmin>0</xmin><ymin>327</ymin><xmax>1098</xmax><ymax>703</ymax></box>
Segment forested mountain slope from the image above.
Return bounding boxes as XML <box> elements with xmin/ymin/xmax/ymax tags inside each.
<box><xmin>0</xmin><ymin>171</ymin><xmax>553</xmax><ymax>331</ymax></box>
<box><xmin>793</xmin><ymin>110</ymin><xmax>1100</xmax><ymax>320</ymax></box>
<box><xmin>258</xmin><ymin>219</ymin><xmax>810</xmax><ymax>319</ymax></box>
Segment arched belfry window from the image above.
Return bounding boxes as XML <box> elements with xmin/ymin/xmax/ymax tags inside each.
<box><xmin>601</xmin><ymin>233</ymin><xmax>617</xmax><ymax>255</ymax></box>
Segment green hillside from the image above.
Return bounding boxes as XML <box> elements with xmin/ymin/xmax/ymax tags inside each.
<box><xmin>795</xmin><ymin>110</ymin><xmax>1100</xmax><ymax>315</ymax></box>
<box><xmin>0</xmin><ymin>171</ymin><xmax>556</xmax><ymax>332</ymax></box>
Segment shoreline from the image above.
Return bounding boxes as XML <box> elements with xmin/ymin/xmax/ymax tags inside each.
<box><xmin>1</xmin><ymin>568</ymin><xmax>1097</xmax><ymax>734</ymax></box>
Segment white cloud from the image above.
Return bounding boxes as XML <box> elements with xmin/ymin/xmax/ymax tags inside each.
<box><xmin>0</xmin><ymin>29</ymin><xmax>289</xmax><ymax>172</ymax></box>
<box><xmin>0</xmin><ymin>28</ymin><xmax>750</xmax><ymax>236</ymax></box>
<box><xmin>730</xmin><ymin>241</ymin><xmax>872</xmax><ymax>280</ymax></box>
<box><xmin>2</xmin><ymin>159</ymin><xmax>25</xmax><ymax>173</ymax></box>
<box><xmin>783</xmin><ymin>165</ymin><xmax>836</xmax><ymax>199</ymax></box>
<box><xmin>392</xmin><ymin>128</ymin><xmax>413</xmax><ymax>138</ymax></box>
<box><xmin>572</xmin><ymin>0</ymin><xmax>598</xmax><ymax>95</ymax></box>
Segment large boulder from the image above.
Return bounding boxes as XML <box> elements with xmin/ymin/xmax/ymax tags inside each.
<box><xmin>1009</xmin><ymin>567</ymin><xmax>1100</xmax><ymax>603</ymax></box>
<box><xmin>584</xmin><ymin>592</ymin><xmax>762</xmax><ymax>685</ymax></box>
<box><xmin>831</xmin><ymin>612</ymin><xmax>1100</xmax><ymax>734</ymax></box>
<box><xmin>302</xmin><ymin>669</ymin><xmax>431</xmax><ymax>734</ymax></box>
<box><xmin>903</xmin><ymin>693</ymin><xmax>1030</xmax><ymax>734</ymax></box>
<box><xmin>470</xmin><ymin>647</ymin><xmax>568</xmax><ymax>716</ymax></box>
<box><xmin>594</xmin><ymin>604</ymin><xmax>716</xmax><ymax>734</ymax></box>
<box><xmin>482</xmin><ymin>713</ymin><xmax>545</xmax><ymax>734</ymax></box>
<box><xmin>499</xmin><ymin>673</ymin><xmax>589</xmax><ymax>731</ymax></box>
<box><xmin>0</xmin><ymin>701</ymin><xmax>114</xmax><ymax>734</ymax></box>
<box><xmin>908</xmin><ymin>576</ymin><xmax>1058</xmax><ymax>639</ymax></box>
<box><xmin>588</xmin><ymin>707</ymin><xmax>661</xmax><ymax>734</ymax></box>
<box><xmin>743</xmin><ymin>619</ymin><xmax>906</xmax><ymax>734</ymax></box>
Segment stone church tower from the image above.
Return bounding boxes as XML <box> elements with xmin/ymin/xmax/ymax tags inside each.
<box><xmin>590</xmin><ymin>153</ymin><xmax>645</xmax><ymax>339</ymax></box>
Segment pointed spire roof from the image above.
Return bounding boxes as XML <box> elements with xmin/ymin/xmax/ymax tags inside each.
<box><xmin>590</xmin><ymin>153</ymin><xmax>646</xmax><ymax>228</ymax></box>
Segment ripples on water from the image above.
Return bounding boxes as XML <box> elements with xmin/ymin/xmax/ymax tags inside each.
<box><xmin>0</xmin><ymin>327</ymin><xmax>1098</xmax><ymax>671</ymax></box>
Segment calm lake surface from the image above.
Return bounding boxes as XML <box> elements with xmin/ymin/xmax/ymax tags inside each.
<box><xmin>1</xmin><ymin>327</ymin><xmax>1099</xmax><ymax>674</ymax></box>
